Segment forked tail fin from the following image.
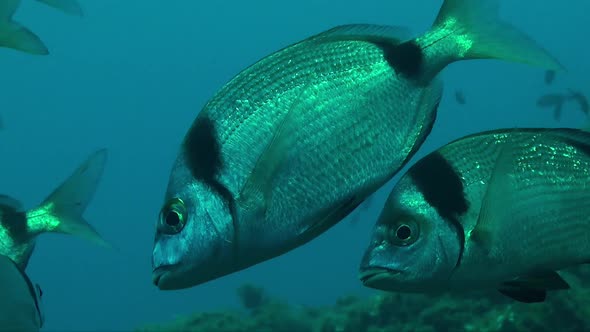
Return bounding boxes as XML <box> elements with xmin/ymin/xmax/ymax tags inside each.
<box><xmin>27</xmin><ymin>149</ymin><xmax>111</xmax><ymax>248</ymax></box>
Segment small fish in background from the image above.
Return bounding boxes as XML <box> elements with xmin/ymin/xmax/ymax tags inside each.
<box><xmin>0</xmin><ymin>0</ymin><xmax>83</xmax><ymax>55</ymax></box>
<box><xmin>0</xmin><ymin>149</ymin><xmax>111</xmax><ymax>269</ymax></box>
<box><xmin>544</xmin><ymin>70</ymin><xmax>556</xmax><ymax>85</ymax></box>
<box><xmin>454</xmin><ymin>90</ymin><xmax>466</xmax><ymax>105</ymax></box>
<box><xmin>0</xmin><ymin>254</ymin><xmax>44</xmax><ymax>331</ymax></box>
<box><xmin>536</xmin><ymin>90</ymin><xmax>590</xmax><ymax>121</ymax></box>
<box><xmin>359</xmin><ymin>128</ymin><xmax>590</xmax><ymax>303</ymax></box>
<box><xmin>536</xmin><ymin>93</ymin><xmax>569</xmax><ymax>120</ymax></box>
<box><xmin>567</xmin><ymin>89</ymin><xmax>589</xmax><ymax>116</ymax></box>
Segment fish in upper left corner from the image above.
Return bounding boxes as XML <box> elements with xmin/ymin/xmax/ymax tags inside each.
<box><xmin>0</xmin><ymin>0</ymin><xmax>83</xmax><ymax>55</ymax></box>
<box><xmin>359</xmin><ymin>127</ymin><xmax>590</xmax><ymax>304</ymax></box>
<box><xmin>0</xmin><ymin>0</ymin><xmax>48</xmax><ymax>55</ymax></box>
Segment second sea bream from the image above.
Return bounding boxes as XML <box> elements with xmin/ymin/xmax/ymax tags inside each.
<box><xmin>359</xmin><ymin>128</ymin><xmax>590</xmax><ymax>303</ymax></box>
<box><xmin>152</xmin><ymin>0</ymin><xmax>563</xmax><ymax>290</ymax></box>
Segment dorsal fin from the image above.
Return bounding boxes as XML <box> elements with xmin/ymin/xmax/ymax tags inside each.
<box><xmin>309</xmin><ymin>24</ymin><xmax>412</xmax><ymax>44</ymax></box>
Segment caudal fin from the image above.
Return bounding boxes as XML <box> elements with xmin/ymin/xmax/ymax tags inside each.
<box><xmin>28</xmin><ymin>149</ymin><xmax>111</xmax><ymax>248</ymax></box>
<box><xmin>0</xmin><ymin>0</ymin><xmax>49</xmax><ymax>55</ymax></box>
<box><xmin>35</xmin><ymin>0</ymin><xmax>83</xmax><ymax>17</ymax></box>
<box><xmin>0</xmin><ymin>22</ymin><xmax>49</xmax><ymax>55</ymax></box>
<box><xmin>417</xmin><ymin>0</ymin><xmax>563</xmax><ymax>80</ymax></box>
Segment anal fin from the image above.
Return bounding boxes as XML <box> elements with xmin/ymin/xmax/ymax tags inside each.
<box><xmin>498</xmin><ymin>270</ymin><xmax>570</xmax><ymax>303</ymax></box>
<box><xmin>503</xmin><ymin>271</ymin><xmax>570</xmax><ymax>291</ymax></box>
<box><xmin>498</xmin><ymin>288</ymin><xmax>546</xmax><ymax>303</ymax></box>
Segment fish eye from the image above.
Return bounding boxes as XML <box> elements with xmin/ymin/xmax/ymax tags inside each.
<box><xmin>396</xmin><ymin>225</ymin><xmax>412</xmax><ymax>240</ymax></box>
<box><xmin>390</xmin><ymin>219</ymin><xmax>419</xmax><ymax>246</ymax></box>
<box><xmin>165</xmin><ymin>210</ymin><xmax>180</xmax><ymax>226</ymax></box>
<box><xmin>159</xmin><ymin>198</ymin><xmax>187</xmax><ymax>234</ymax></box>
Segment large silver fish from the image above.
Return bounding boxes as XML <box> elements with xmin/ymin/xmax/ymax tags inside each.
<box><xmin>0</xmin><ymin>0</ymin><xmax>82</xmax><ymax>55</ymax></box>
<box><xmin>359</xmin><ymin>128</ymin><xmax>590</xmax><ymax>303</ymax></box>
<box><xmin>152</xmin><ymin>0</ymin><xmax>563</xmax><ymax>290</ymax></box>
<box><xmin>0</xmin><ymin>149</ymin><xmax>110</xmax><ymax>270</ymax></box>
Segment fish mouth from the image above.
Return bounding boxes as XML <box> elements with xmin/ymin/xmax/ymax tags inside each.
<box><xmin>152</xmin><ymin>265</ymin><xmax>178</xmax><ymax>289</ymax></box>
<box><xmin>359</xmin><ymin>267</ymin><xmax>401</xmax><ymax>285</ymax></box>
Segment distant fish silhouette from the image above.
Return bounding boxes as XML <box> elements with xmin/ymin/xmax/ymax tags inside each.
<box><xmin>544</xmin><ymin>70</ymin><xmax>556</xmax><ymax>85</ymax></box>
<box><xmin>536</xmin><ymin>93</ymin><xmax>567</xmax><ymax>120</ymax></box>
<box><xmin>536</xmin><ymin>90</ymin><xmax>589</xmax><ymax>121</ymax></box>
<box><xmin>454</xmin><ymin>90</ymin><xmax>466</xmax><ymax>105</ymax></box>
<box><xmin>568</xmin><ymin>89</ymin><xmax>589</xmax><ymax>115</ymax></box>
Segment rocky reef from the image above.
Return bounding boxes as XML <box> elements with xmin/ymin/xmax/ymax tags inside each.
<box><xmin>136</xmin><ymin>266</ymin><xmax>590</xmax><ymax>332</ymax></box>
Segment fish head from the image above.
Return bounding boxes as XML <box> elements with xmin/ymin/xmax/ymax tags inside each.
<box><xmin>151</xmin><ymin>155</ymin><xmax>235</xmax><ymax>290</ymax></box>
<box><xmin>359</xmin><ymin>178</ymin><xmax>461</xmax><ymax>293</ymax></box>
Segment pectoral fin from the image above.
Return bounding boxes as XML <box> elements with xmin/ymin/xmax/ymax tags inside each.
<box><xmin>470</xmin><ymin>132</ymin><xmax>517</xmax><ymax>248</ymax></box>
<box><xmin>236</xmin><ymin>83</ymin><xmax>317</xmax><ymax>217</ymax></box>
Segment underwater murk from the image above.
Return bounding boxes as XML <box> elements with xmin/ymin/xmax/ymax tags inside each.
<box><xmin>137</xmin><ymin>266</ymin><xmax>590</xmax><ymax>332</ymax></box>
<box><xmin>0</xmin><ymin>0</ymin><xmax>588</xmax><ymax>331</ymax></box>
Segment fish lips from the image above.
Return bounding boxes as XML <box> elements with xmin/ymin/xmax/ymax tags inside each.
<box><xmin>152</xmin><ymin>263</ymin><xmax>220</xmax><ymax>290</ymax></box>
<box><xmin>359</xmin><ymin>267</ymin><xmax>401</xmax><ymax>290</ymax></box>
<box><xmin>152</xmin><ymin>264</ymin><xmax>181</xmax><ymax>290</ymax></box>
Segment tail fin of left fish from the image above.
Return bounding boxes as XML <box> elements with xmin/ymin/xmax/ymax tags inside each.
<box><xmin>26</xmin><ymin>149</ymin><xmax>111</xmax><ymax>248</ymax></box>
